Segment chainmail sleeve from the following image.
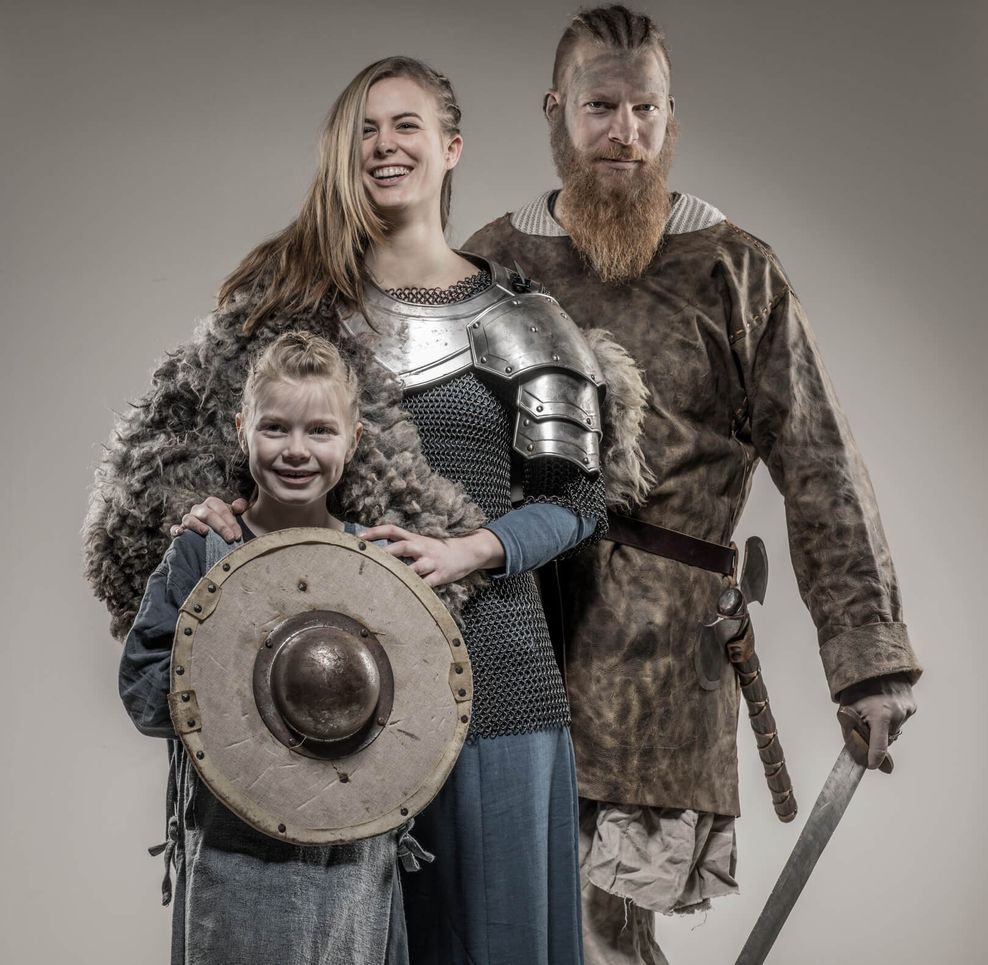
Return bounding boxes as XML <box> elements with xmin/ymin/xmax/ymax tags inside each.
<box><xmin>521</xmin><ymin>456</ymin><xmax>607</xmax><ymax>560</ymax></box>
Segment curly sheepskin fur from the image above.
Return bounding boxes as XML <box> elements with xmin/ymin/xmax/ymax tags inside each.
<box><xmin>583</xmin><ymin>328</ymin><xmax>655</xmax><ymax>512</ymax></box>
<box><xmin>84</xmin><ymin>293</ymin><xmax>487</xmax><ymax>640</ymax></box>
<box><xmin>84</xmin><ymin>289</ymin><xmax>650</xmax><ymax>641</ymax></box>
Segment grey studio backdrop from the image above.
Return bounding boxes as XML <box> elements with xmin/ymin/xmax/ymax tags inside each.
<box><xmin>1</xmin><ymin>0</ymin><xmax>983</xmax><ymax>962</ymax></box>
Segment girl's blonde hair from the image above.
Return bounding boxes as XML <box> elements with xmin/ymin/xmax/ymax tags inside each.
<box><xmin>219</xmin><ymin>56</ymin><xmax>462</xmax><ymax>334</ymax></box>
<box><xmin>240</xmin><ymin>331</ymin><xmax>360</xmax><ymax>427</ymax></box>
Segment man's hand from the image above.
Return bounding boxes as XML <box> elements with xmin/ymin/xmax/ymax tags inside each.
<box><xmin>170</xmin><ymin>496</ymin><xmax>248</xmax><ymax>542</ymax></box>
<box><xmin>359</xmin><ymin>524</ymin><xmax>505</xmax><ymax>588</ymax></box>
<box><xmin>838</xmin><ymin>672</ymin><xmax>917</xmax><ymax>769</ymax></box>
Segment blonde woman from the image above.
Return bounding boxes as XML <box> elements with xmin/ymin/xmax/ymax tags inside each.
<box><xmin>89</xmin><ymin>57</ymin><xmax>631</xmax><ymax>965</ymax></box>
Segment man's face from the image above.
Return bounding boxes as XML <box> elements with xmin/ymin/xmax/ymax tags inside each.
<box><xmin>547</xmin><ymin>45</ymin><xmax>673</xmax><ymax>192</ymax></box>
<box><xmin>544</xmin><ymin>43</ymin><xmax>677</xmax><ymax>283</ymax></box>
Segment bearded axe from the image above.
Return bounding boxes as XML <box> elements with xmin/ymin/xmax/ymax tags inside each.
<box><xmin>701</xmin><ymin>536</ymin><xmax>797</xmax><ymax>822</ymax></box>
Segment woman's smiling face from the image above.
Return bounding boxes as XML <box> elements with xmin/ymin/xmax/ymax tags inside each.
<box><xmin>361</xmin><ymin>76</ymin><xmax>462</xmax><ymax>222</ymax></box>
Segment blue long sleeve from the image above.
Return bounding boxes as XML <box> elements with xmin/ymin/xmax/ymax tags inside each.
<box><xmin>118</xmin><ymin>531</ymin><xmax>208</xmax><ymax>738</ymax></box>
<box><xmin>483</xmin><ymin>502</ymin><xmax>597</xmax><ymax>578</ymax></box>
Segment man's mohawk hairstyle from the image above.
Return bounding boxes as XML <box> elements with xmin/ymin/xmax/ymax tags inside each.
<box><xmin>552</xmin><ymin>5</ymin><xmax>670</xmax><ymax>89</ymax></box>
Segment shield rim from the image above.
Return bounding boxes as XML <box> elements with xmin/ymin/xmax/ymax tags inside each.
<box><xmin>169</xmin><ymin>526</ymin><xmax>471</xmax><ymax>844</ymax></box>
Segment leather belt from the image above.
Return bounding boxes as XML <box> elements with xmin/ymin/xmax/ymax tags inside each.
<box><xmin>605</xmin><ymin>512</ymin><xmax>736</xmax><ymax>576</ymax></box>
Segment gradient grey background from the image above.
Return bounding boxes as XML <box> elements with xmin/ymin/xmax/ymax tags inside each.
<box><xmin>1</xmin><ymin>0</ymin><xmax>983</xmax><ymax>962</ymax></box>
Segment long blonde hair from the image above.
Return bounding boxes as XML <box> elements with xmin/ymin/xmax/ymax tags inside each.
<box><xmin>219</xmin><ymin>57</ymin><xmax>462</xmax><ymax>334</ymax></box>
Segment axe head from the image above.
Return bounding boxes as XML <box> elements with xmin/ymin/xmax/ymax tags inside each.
<box><xmin>740</xmin><ymin>536</ymin><xmax>769</xmax><ymax>606</ymax></box>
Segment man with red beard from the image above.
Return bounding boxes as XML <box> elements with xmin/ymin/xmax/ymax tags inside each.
<box><xmin>465</xmin><ymin>5</ymin><xmax>921</xmax><ymax>963</ymax></box>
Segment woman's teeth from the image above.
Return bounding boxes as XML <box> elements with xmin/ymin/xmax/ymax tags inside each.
<box><xmin>372</xmin><ymin>166</ymin><xmax>411</xmax><ymax>182</ymax></box>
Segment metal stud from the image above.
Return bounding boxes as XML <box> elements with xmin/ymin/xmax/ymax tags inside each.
<box><xmin>552</xmin><ymin>354</ymin><xmax>560</xmax><ymax>362</ymax></box>
<box><xmin>530</xmin><ymin>326</ymin><xmax>537</xmax><ymax>332</ymax></box>
<box><xmin>193</xmin><ymin>603</ymin><xmax>202</xmax><ymax>613</ymax></box>
<box><xmin>523</xmin><ymin>418</ymin><xmax>530</xmax><ymax>426</ymax></box>
<box><xmin>453</xmin><ymin>639</ymin><xmax>461</xmax><ymax>647</ymax></box>
<box><xmin>377</xmin><ymin>717</ymin><xmax>387</xmax><ymax>727</ymax></box>
<box><xmin>181</xmin><ymin>693</ymin><xmax>190</xmax><ymax>703</ymax></box>
<box><xmin>187</xmin><ymin>719</ymin><xmax>196</xmax><ymax>728</ymax></box>
<box><xmin>480</xmin><ymin>356</ymin><xmax>487</xmax><ymax>364</ymax></box>
<box><xmin>297</xmin><ymin>580</ymin><xmax>307</xmax><ymax>592</ymax></box>
<box><xmin>339</xmin><ymin>773</ymin><xmax>349</xmax><ymax>784</ymax></box>
<box><xmin>195</xmin><ymin>750</ymin><xmax>204</xmax><ymax>760</ymax></box>
<box><xmin>458</xmin><ymin>688</ymin><xmax>467</xmax><ymax>697</ymax></box>
<box><xmin>207</xmin><ymin>584</ymin><xmax>216</xmax><ymax>594</ymax></box>
<box><xmin>455</xmin><ymin>665</ymin><xmax>464</xmax><ymax>675</ymax></box>
<box><xmin>358</xmin><ymin>541</ymin><xmax>367</xmax><ymax>550</ymax></box>
<box><xmin>527</xmin><ymin>444</ymin><xmax>534</xmax><ymax>452</ymax></box>
<box><xmin>278</xmin><ymin>823</ymin><xmax>286</xmax><ymax>833</ymax></box>
<box><xmin>461</xmin><ymin>715</ymin><xmax>469</xmax><ymax>723</ymax></box>
<box><xmin>536</xmin><ymin>405</ymin><xmax>544</xmax><ymax>412</ymax></box>
<box><xmin>400</xmin><ymin>807</ymin><xmax>409</xmax><ymax>816</ymax></box>
<box><xmin>222</xmin><ymin>562</ymin><xmax>231</xmax><ymax>572</ymax></box>
<box><xmin>184</xmin><ymin>627</ymin><xmax>192</xmax><ymax>636</ymax></box>
<box><xmin>586</xmin><ymin>418</ymin><xmax>592</xmax><ymax>425</ymax></box>
<box><xmin>175</xmin><ymin>666</ymin><xmax>185</xmax><ymax>675</ymax></box>
<box><xmin>360</xmin><ymin>629</ymin><xmax>369</xmax><ymax>637</ymax></box>
<box><xmin>505</xmin><ymin>365</ymin><xmax>512</xmax><ymax>373</ymax></box>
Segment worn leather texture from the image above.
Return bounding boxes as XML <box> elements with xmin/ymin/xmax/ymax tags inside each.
<box><xmin>466</xmin><ymin>211</ymin><xmax>922</xmax><ymax>814</ymax></box>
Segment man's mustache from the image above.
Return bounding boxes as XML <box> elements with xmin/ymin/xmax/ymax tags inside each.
<box><xmin>594</xmin><ymin>148</ymin><xmax>647</xmax><ymax>163</ymax></box>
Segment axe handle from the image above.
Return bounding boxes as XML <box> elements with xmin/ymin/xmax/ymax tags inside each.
<box><xmin>733</xmin><ymin>649</ymin><xmax>798</xmax><ymax>823</ymax></box>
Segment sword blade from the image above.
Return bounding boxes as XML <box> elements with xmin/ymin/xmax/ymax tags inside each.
<box><xmin>736</xmin><ymin>746</ymin><xmax>866</xmax><ymax>965</ymax></box>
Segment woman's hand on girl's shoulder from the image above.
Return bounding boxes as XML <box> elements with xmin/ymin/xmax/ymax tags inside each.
<box><xmin>358</xmin><ymin>525</ymin><xmax>505</xmax><ymax>588</ymax></box>
<box><xmin>170</xmin><ymin>496</ymin><xmax>248</xmax><ymax>542</ymax></box>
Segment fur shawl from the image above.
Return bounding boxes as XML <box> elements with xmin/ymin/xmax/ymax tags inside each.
<box><xmin>84</xmin><ymin>288</ymin><xmax>650</xmax><ymax>640</ymax></box>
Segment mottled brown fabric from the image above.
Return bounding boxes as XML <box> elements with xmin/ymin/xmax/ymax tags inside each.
<box><xmin>465</xmin><ymin>211</ymin><xmax>921</xmax><ymax>814</ymax></box>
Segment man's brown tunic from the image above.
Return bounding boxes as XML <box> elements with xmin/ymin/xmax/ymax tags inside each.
<box><xmin>466</xmin><ymin>192</ymin><xmax>921</xmax><ymax>816</ymax></box>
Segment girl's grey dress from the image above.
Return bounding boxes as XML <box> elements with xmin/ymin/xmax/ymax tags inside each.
<box><xmin>120</xmin><ymin>521</ymin><xmax>412</xmax><ymax>965</ymax></box>
<box><xmin>379</xmin><ymin>269</ymin><xmax>607</xmax><ymax>965</ymax></box>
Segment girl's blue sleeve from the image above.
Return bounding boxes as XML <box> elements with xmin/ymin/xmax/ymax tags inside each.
<box><xmin>118</xmin><ymin>532</ymin><xmax>207</xmax><ymax>738</ymax></box>
<box><xmin>483</xmin><ymin>502</ymin><xmax>598</xmax><ymax>577</ymax></box>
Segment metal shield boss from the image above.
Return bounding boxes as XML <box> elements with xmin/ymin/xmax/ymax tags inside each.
<box><xmin>168</xmin><ymin>528</ymin><xmax>472</xmax><ymax>844</ymax></box>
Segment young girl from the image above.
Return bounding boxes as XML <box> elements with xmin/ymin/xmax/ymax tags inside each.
<box><xmin>118</xmin><ymin>331</ymin><xmax>411</xmax><ymax>965</ymax></box>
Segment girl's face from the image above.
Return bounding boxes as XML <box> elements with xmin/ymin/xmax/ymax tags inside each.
<box><xmin>360</xmin><ymin>76</ymin><xmax>462</xmax><ymax>222</ymax></box>
<box><xmin>236</xmin><ymin>377</ymin><xmax>362</xmax><ymax>511</ymax></box>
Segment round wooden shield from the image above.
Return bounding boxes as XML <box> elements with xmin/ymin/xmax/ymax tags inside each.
<box><xmin>168</xmin><ymin>527</ymin><xmax>471</xmax><ymax>845</ymax></box>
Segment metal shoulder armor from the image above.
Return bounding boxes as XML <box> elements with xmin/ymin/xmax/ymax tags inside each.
<box><xmin>468</xmin><ymin>271</ymin><xmax>605</xmax><ymax>473</ymax></box>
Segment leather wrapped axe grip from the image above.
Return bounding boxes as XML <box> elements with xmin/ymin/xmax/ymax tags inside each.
<box><xmin>729</xmin><ymin>625</ymin><xmax>798</xmax><ymax>823</ymax></box>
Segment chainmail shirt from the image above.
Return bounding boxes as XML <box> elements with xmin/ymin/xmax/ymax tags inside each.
<box><xmin>395</xmin><ymin>275</ymin><xmax>606</xmax><ymax>739</ymax></box>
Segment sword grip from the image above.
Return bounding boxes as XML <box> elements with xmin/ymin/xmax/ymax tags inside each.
<box><xmin>734</xmin><ymin>651</ymin><xmax>798</xmax><ymax>823</ymax></box>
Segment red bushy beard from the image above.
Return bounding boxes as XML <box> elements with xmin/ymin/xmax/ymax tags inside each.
<box><xmin>550</xmin><ymin>111</ymin><xmax>678</xmax><ymax>284</ymax></box>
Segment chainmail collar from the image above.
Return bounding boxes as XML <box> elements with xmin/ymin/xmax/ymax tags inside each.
<box><xmin>385</xmin><ymin>269</ymin><xmax>492</xmax><ymax>306</ymax></box>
